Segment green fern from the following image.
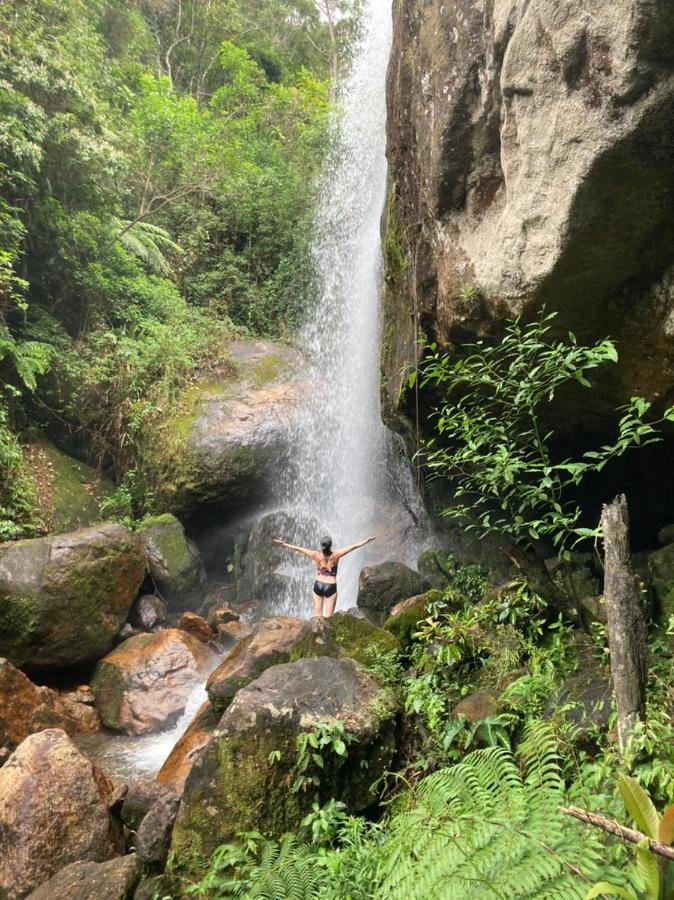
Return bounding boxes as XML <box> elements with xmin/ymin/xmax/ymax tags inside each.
<box><xmin>112</xmin><ymin>218</ymin><xmax>182</xmax><ymax>274</ymax></box>
<box><xmin>378</xmin><ymin>723</ymin><xmax>622</xmax><ymax>899</ymax></box>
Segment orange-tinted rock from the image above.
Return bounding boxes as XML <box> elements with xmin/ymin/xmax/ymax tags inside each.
<box><xmin>215</xmin><ymin>618</ymin><xmax>253</xmax><ymax>648</ymax></box>
<box><xmin>179</xmin><ymin>612</ymin><xmax>213</xmax><ymax>643</ymax></box>
<box><xmin>0</xmin><ymin>729</ymin><xmax>121</xmax><ymax>899</ymax></box>
<box><xmin>452</xmin><ymin>691</ymin><xmax>499</xmax><ymax>723</ymax></box>
<box><xmin>206</xmin><ymin>616</ymin><xmax>304</xmax><ymax>709</ymax></box>
<box><xmin>157</xmin><ymin>701</ymin><xmax>220</xmax><ymax>794</ymax></box>
<box><xmin>207</xmin><ymin>605</ymin><xmax>239</xmax><ymax>627</ymax></box>
<box><xmin>0</xmin><ymin>659</ymin><xmax>100</xmax><ymax>751</ymax></box>
<box><xmin>91</xmin><ymin>629</ymin><xmax>217</xmax><ymax>736</ymax></box>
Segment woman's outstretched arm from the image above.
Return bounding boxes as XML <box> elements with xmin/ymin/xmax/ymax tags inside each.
<box><xmin>272</xmin><ymin>539</ymin><xmax>316</xmax><ymax>559</ymax></box>
<box><xmin>334</xmin><ymin>535</ymin><xmax>376</xmax><ymax>559</ymax></box>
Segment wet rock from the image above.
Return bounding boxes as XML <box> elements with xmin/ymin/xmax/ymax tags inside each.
<box><xmin>147</xmin><ymin>341</ymin><xmax>306</xmax><ymax>515</ymax></box>
<box><xmin>171</xmin><ymin>657</ymin><xmax>398</xmax><ymax>866</ymax></box>
<box><xmin>91</xmin><ymin>629</ymin><xmax>217</xmax><ymax>735</ymax></box>
<box><xmin>135</xmin><ymin>792</ymin><xmax>180</xmax><ymax>866</ymax></box>
<box><xmin>27</xmin><ymin>855</ymin><xmax>141</xmax><ymax>900</ymax></box>
<box><xmin>357</xmin><ymin>561</ymin><xmax>430</xmax><ymax>624</ymax></box>
<box><xmin>233</xmin><ymin>509</ymin><xmax>320</xmax><ymax>607</ymax></box>
<box><xmin>658</xmin><ymin>524</ymin><xmax>674</xmax><ymax>546</ymax></box>
<box><xmin>214</xmin><ymin>618</ymin><xmax>253</xmax><ymax>650</ymax></box>
<box><xmin>206</xmin><ymin>616</ymin><xmax>305</xmax><ymax>710</ymax></box>
<box><xmin>207</xmin><ymin>605</ymin><xmax>239</xmax><ymax>628</ymax></box>
<box><xmin>121</xmin><ymin>779</ymin><xmax>175</xmax><ymax>831</ymax></box>
<box><xmin>0</xmin><ymin>729</ymin><xmax>120</xmax><ymax>899</ymax></box>
<box><xmin>157</xmin><ymin>701</ymin><xmax>220</xmax><ymax>795</ymax></box>
<box><xmin>0</xmin><ymin>659</ymin><xmax>100</xmax><ymax>751</ymax></box>
<box><xmin>417</xmin><ymin>549</ymin><xmax>453</xmax><ymax>589</ymax></box>
<box><xmin>179</xmin><ymin>611</ymin><xmax>213</xmax><ymax>643</ymax></box>
<box><xmin>648</xmin><ymin>543</ymin><xmax>674</xmax><ymax>623</ymax></box>
<box><xmin>0</xmin><ymin>524</ymin><xmax>145</xmax><ymax>670</ymax></box>
<box><xmin>452</xmin><ymin>691</ymin><xmax>500</xmax><ymax>723</ymax></box>
<box><xmin>116</xmin><ymin>623</ymin><xmax>141</xmax><ymax>644</ymax></box>
<box><xmin>289</xmin><ymin>612</ymin><xmax>399</xmax><ymax>667</ymax></box>
<box><xmin>139</xmin><ymin>515</ymin><xmax>207</xmax><ymax>613</ymax></box>
<box><xmin>129</xmin><ymin>595</ymin><xmax>166</xmax><ymax>631</ymax></box>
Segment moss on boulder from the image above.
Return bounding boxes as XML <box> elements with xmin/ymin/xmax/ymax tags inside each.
<box><xmin>23</xmin><ymin>439</ymin><xmax>113</xmax><ymax>534</ymax></box>
<box><xmin>138</xmin><ymin>514</ymin><xmax>207</xmax><ymax>613</ymax></box>
<box><xmin>0</xmin><ymin>524</ymin><xmax>145</xmax><ymax>671</ymax></box>
<box><xmin>170</xmin><ymin>657</ymin><xmax>398</xmax><ymax>871</ymax></box>
<box><xmin>357</xmin><ymin>561</ymin><xmax>430</xmax><ymax>624</ymax></box>
<box><xmin>648</xmin><ymin>543</ymin><xmax>674</xmax><ymax>624</ymax></box>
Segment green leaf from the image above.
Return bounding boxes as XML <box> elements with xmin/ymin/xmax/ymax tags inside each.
<box><xmin>584</xmin><ymin>883</ymin><xmax>635</xmax><ymax>899</ymax></box>
<box><xmin>657</xmin><ymin>804</ymin><xmax>674</xmax><ymax>844</ymax></box>
<box><xmin>635</xmin><ymin>838</ymin><xmax>659</xmax><ymax>900</ymax></box>
<box><xmin>333</xmin><ymin>739</ymin><xmax>347</xmax><ymax>757</ymax></box>
<box><xmin>618</xmin><ymin>773</ymin><xmax>660</xmax><ymax>839</ymax></box>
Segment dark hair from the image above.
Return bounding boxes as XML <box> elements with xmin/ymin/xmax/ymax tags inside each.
<box><xmin>320</xmin><ymin>535</ymin><xmax>332</xmax><ymax>556</ymax></box>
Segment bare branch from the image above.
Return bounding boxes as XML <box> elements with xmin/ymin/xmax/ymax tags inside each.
<box><xmin>560</xmin><ymin>806</ymin><xmax>674</xmax><ymax>861</ymax></box>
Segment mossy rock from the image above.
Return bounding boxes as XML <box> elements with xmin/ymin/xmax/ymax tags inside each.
<box><xmin>384</xmin><ymin>593</ymin><xmax>434</xmax><ymax>651</ymax></box>
<box><xmin>289</xmin><ymin>612</ymin><xmax>399</xmax><ymax>667</ymax></box>
<box><xmin>357</xmin><ymin>561</ymin><xmax>430</xmax><ymax>624</ymax></box>
<box><xmin>0</xmin><ymin>524</ymin><xmax>145</xmax><ymax>671</ymax></box>
<box><xmin>170</xmin><ymin>657</ymin><xmax>398</xmax><ymax>872</ymax></box>
<box><xmin>138</xmin><ymin>514</ymin><xmax>207</xmax><ymax>613</ymax></box>
<box><xmin>139</xmin><ymin>341</ymin><xmax>305</xmax><ymax>517</ymax></box>
<box><xmin>648</xmin><ymin>543</ymin><xmax>674</xmax><ymax>624</ymax></box>
<box><xmin>23</xmin><ymin>439</ymin><xmax>113</xmax><ymax>534</ymax></box>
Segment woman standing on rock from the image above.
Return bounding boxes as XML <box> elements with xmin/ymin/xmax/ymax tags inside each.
<box><xmin>272</xmin><ymin>534</ymin><xmax>375</xmax><ymax>617</ymax></box>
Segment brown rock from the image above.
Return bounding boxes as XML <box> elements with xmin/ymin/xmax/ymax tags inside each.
<box><xmin>452</xmin><ymin>691</ymin><xmax>500</xmax><ymax>723</ymax></box>
<box><xmin>134</xmin><ymin>792</ymin><xmax>180</xmax><ymax>866</ymax></box>
<box><xmin>179</xmin><ymin>611</ymin><xmax>213</xmax><ymax>643</ymax></box>
<box><xmin>206</xmin><ymin>616</ymin><xmax>305</xmax><ymax>709</ymax></box>
<box><xmin>0</xmin><ymin>659</ymin><xmax>100</xmax><ymax>751</ymax></box>
<box><xmin>214</xmin><ymin>618</ymin><xmax>253</xmax><ymax>648</ymax></box>
<box><xmin>156</xmin><ymin>701</ymin><xmax>220</xmax><ymax>794</ymax></box>
<box><xmin>27</xmin><ymin>854</ymin><xmax>141</xmax><ymax>900</ymax></box>
<box><xmin>91</xmin><ymin>629</ymin><xmax>217</xmax><ymax>736</ymax></box>
<box><xmin>0</xmin><ymin>730</ymin><xmax>121</xmax><ymax>899</ymax></box>
<box><xmin>129</xmin><ymin>595</ymin><xmax>166</xmax><ymax>631</ymax></box>
<box><xmin>207</xmin><ymin>605</ymin><xmax>240</xmax><ymax>627</ymax></box>
<box><xmin>121</xmin><ymin>778</ymin><xmax>174</xmax><ymax>831</ymax></box>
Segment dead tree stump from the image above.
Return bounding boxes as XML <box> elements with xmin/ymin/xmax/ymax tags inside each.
<box><xmin>601</xmin><ymin>494</ymin><xmax>647</xmax><ymax>754</ymax></box>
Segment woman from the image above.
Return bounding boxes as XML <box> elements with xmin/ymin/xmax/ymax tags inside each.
<box><xmin>272</xmin><ymin>533</ymin><xmax>375</xmax><ymax>617</ymax></box>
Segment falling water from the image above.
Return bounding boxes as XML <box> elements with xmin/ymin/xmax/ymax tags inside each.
<box><xmin>277</xmin><ymin>0</ymin><xmax>426</xmax><ymax>612</ymax></box>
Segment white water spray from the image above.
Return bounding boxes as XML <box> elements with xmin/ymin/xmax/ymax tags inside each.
<box><xmin>278</xmin><ymin>0</ymin><xmax>425</xmax><ymax>611</ymax></box>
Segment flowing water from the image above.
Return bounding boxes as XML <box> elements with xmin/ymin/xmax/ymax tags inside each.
<box><xmin>276</xmin><ymin>0</ymin><xmax>426</xmax><ymax>613</ymax></box>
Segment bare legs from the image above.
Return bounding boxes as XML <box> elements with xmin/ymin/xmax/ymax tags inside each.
<box><xmin>312</xmin><ymin>591</ymin><xmax>337</xmax><ymax>617</ymax></box>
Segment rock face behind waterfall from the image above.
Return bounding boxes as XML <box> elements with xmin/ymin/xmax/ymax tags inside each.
<box><xmin>0</xmin><ymin>524</ymin><xmax>145</xmax><ymax>670</ymax></box>
<box><xmin>91</xmin><ymin>629</ymin><xmax>216</xmax><ymax>735</ymax></box>
<box><xmin>0</xmin><ymin>729</ymin><xmax>121</xmax><ymax>899</ymax></box>
<box><xmin>383</xmin><ymin>0</ymin><xmax>674</xmax><ymax>428</ymax></box>
<box><xmin>146</xmin><ymin>340</ymin><xmax>305</xmax><ymax>516</ymax></box>
<box><xmin>170</xmin><ymin>656</ymin><xmax>398</xmax><ymax>867</ymax></box>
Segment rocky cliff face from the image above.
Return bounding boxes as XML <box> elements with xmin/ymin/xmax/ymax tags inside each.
<box><xmin>384</xmin><ymin>0</ymin><xmax>674</xmax><ymax>426</ymax></box>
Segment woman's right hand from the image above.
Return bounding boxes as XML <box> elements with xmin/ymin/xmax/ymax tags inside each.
<box><xmin>272</xmin><ymin>538</ymin><xmax>284</xmax><ymax>545</ymax></box>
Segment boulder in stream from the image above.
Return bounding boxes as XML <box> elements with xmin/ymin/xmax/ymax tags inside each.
<box><xmin>138</xmin><ymin>514</ymin><xmax>207</xmax><ymax>613</ymax></box>
<box><xmin>157</xmin><ymin>701</ymin><xmax>221</xmax><ymax>795</ymax></box>
<box><xmin>0</xmin><ymin>729</ymin><xmax>121</xmax><ymax>899</ymax></box>
<box><xmin>357</xmin><ymin>561</ymin><xmax>430</xmax><ymax>624</ymax></box>
<box><xmin>91</xmin><ymin>629</ymin><xmax>216</xmax><ymax>735</ymax></box>
<box><xmin>26</xmin><ymin>855</ymin><xmax>141</xmax><ymax>900</ymax></box>
<box><xmin>134</xmin><ymin>791</ymin><xmax>180</xmax><ymax>866</ymax></box>
<box><xmin>0</xmin><ymin>524</ymin><xmax>145</xmax><ymax>671</ymax></box>
<box><xmin>128</xmin><ymin>594</ymin><xmax>166</xmax><ymax>631</ymax></box>
<box><xmin>170</xmin><ymin>656</ymin><xmax>398</xmax><ymax>867</ymax></box>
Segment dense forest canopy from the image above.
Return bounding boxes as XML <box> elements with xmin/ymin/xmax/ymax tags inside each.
<box><xmin>0</xmin><ymin>0</ymin><xmax>359</xmax><ymax>537</ymax></box>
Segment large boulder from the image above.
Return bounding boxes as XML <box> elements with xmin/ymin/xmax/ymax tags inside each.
<box><xmin>91</xmin><ymin>629</ymin><xmax>217</xmax><ymax>735</ymax></box>
<box><xmin>357</xmin><ymin>561</ymin><xmax>430</xmax><ymax>624</ymax></box>
<box><xmin>170</xmin><ymin>657</ymin><xmax>398</xmax><ymax>866</ymax></box>
<box><xmin>134</xmin><ymin>792</ymin><xmax>180</xmax><ymax>866</ymax></box>
<box><xmin>138</xmin><ymin>515</ymin><xmax>207</xmax><ymax>613</ymax></box>
<box><xmin>144</xmin><ymin>341</ymin><xmax>306</xmax><ymax>515</ymax></box>
<box><xmin>0</xmin><ymin>730</ymin><xmax>121</xmax><ymax>899</ymax></box>
<box><xmin>206</xmin><ymin>616</ymin><xmax>305</xmax><ymax>710</ymax></box>
<box><xmin>232</xmin><ymin>509</ymin><xmax>321</xmax><ymax>608</ymax></box>
<box><xmin>22</xmin><ymin>438</ymin><xmax>113</xmax><ymax>534</ymax></box>
<box><xmin>0</xmin><ymin>658</ymin><xmax>99</xmax><ymax>751</ymax></box>
<box><xmin>0</xmin><ymin>525</ymin><xmax>145</xmax><ymax>670</ymax></box>
<box><xmin>648</xmin><ymin>543</ymin><xmax>674</xmax><ymax>623</ymax></box>
<box><xmin>26</xmin><ymin>855</ymin><xmax>141</xmax><ymax>900</ymax></box>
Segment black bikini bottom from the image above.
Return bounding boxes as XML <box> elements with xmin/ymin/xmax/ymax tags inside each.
<box><xmin>313</xmin><ymin>580</ymin><xmax>337</xmax><ymax>598</ymax></box>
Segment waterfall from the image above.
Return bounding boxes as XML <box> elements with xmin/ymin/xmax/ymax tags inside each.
<box><xmin>276</xmin><ymin>0</ymin><xmax>426</xmax><ymax>613</ymax></box>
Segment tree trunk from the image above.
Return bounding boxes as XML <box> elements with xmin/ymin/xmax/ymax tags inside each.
<box><xmin>601</xmin><ymin>494</ymin><xmax>647</xmax><ymax>754</ymax></box>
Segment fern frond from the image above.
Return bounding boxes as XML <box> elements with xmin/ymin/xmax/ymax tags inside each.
<box><xmin>112</xmin><ymin>217</ymin><xmax>182</xmax><ymax>274</ymax></box>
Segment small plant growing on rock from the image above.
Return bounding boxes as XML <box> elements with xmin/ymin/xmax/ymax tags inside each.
<box><xmin>292</xmin><ymin>721</ymin><xmax>354</xmax><ymax>795</ymax></box>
